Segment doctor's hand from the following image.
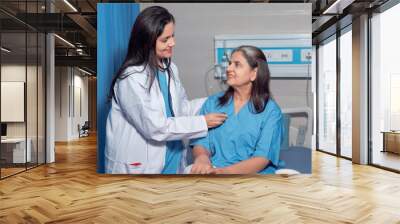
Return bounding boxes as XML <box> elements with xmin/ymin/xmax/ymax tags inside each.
<box><xmin>204</xmin><ymin>113</ymin><xmax>227</xmax><ymax>128</ymax></box>
<box><xmin>190</xmin><ymin>155</ymin><xmax>214</xmax><ymax>174</ymax></box>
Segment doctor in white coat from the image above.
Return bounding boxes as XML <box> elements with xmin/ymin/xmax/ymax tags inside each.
<box><xmin>105</xmin><ymin>6</ymin><xmax>227</xmax><ymax>174</ymax></box>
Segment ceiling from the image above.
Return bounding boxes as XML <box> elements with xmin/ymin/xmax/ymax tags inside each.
<box><xmin>0</xmin><ymin>0</ymin><xmax>393</xmax><ymax>75</ymax></box>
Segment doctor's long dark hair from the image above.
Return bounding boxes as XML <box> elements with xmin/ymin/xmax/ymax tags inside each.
<box><xmin>109</xmin><ymin>6</ymin><xmax>175</xmax><ymax>101</ymax></box>
<box><xmin>218</xmin><ymin>45</ymin><xmax>271</xmax><ymax>114</ymax></box>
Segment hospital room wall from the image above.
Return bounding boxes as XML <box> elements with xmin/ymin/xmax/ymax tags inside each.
<box><xmin>54</xmin><ymin>67</ymin><xmax>89</xmax><ymax>141</ymax></box>
<box><xmin>141</xmin><ymin>3</ymin><xmax>312</xmax><ymax>110</ymax></box>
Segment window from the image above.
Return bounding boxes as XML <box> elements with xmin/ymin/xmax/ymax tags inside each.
<box><xmin>339</xmin><ymin>27</ymin><xmax>352</xmax><ymax>158</ymax></box>
<box><xmin>370</xmin><ymin>2</ymin><xmax>400</xmax><ymax>171</ymax></box>
<box><xmin>318</xmin><ymin>36</ymin><xmax>337</xmax><ymax>155</ymax></box>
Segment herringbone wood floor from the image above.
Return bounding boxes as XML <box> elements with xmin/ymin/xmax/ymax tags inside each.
<box><xmin>1</xmin><ymin>134</ymin><xmax>400</xmax><ymax>224</ymax></box>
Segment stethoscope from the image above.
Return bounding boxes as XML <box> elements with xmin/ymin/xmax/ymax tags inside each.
<box><xmin>156</xmin><ymin>69</ymin><xmax>175</xmax><ymax>117</ymax></box>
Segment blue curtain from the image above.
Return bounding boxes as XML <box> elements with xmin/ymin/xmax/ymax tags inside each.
<box><xmin>97</xmin><ymin>3</ymin><xmax>140</xmax><ymax>173</ymax></box>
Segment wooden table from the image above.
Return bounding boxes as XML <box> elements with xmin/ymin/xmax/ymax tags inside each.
<box><xmin>381</xmin><ymin>131</ymin><xmax>400</xmax><ymax>154</ymax></box>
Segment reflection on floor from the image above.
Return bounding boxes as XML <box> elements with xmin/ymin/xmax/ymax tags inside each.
<box><xmin>0</xmin><ymin>167</ymin><xmax>25</xmax><ymax>177</ymax></box>
<box><xmin>0</xmin><ymin>163</ymin><xmax>41</xmax><ymax>178</ymax></box>
<box><xmin>372</xmin><ymin>150</ymin><xmax>400</xmax><ymax>171</ymax></box>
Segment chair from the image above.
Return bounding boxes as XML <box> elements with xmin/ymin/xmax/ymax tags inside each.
<box><xmin>276</xmin><ymin>107</ymin><xmax>313</xmax><ymax>174</ymax></box>
<box><xmin>278</xmin><ymin>146</ymin><xmax>312</xmax><ymax>174</ymax></box>
<box><xmin>78</xmin><ymin>121</ymin><xmax>90</xmax><ymax>138</ymax></box>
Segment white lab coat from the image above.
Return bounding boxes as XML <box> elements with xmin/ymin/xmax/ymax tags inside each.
<box><xmin>105</xmin><ymin>62</ymin><xmax>207</xmax><ymax>174</ymax></box>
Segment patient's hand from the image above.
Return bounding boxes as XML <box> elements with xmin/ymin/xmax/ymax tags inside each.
<box><xmin>210</xmin><ymin>167</ymin><xmax>228</xmax><ymax>174</ymax></box>
<box><xmin>190</xmin><ymin>155</ymin><xmax>213</xmax><ymax>174</ymax></box>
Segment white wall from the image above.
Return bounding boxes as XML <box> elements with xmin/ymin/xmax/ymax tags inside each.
<box><xmin>1</xmin><ymin>65</ymin><xmax>42</xmax><ymax>137</ymax></box>
<box><xmin>55</xmin><ymin>67</ymin><xmax>89</xmax><ymax>141</ymax></box>
<box><xmin>73</xmin><ymin>72</ymin><xmax>89</xmax><ymax>138</ymax></box>
<box><xmin>55</xmin><ymin>66</ymin><xmax>68</xmax><ymax>141</ymax></box>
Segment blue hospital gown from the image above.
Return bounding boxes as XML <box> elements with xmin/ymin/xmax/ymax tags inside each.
<box><xmin>190</xmin><ymin>92</ymin><xmax>284</xmax><ymax>174</ymax></box>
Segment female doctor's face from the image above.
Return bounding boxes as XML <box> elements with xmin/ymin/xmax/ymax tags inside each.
<box><xmin>226</xmin><ymin>51</ymin><xmax>257</xmax><ymax>88</ymax></box>
<box><xmin>155</xmin><ymin>22</ymin><xmax>176</xmax><ymax>60</ymax></box>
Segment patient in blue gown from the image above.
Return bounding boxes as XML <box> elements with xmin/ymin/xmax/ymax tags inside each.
<box><xmin>189</xmin><ymin>45</ymin><xmax>284</xmax><ymax>174</ymax></box>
